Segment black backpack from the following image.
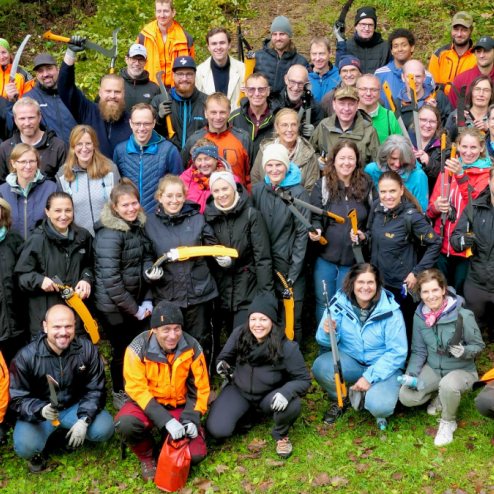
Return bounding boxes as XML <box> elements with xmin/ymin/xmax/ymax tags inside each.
<box><xmin>403</xmin><ymin>207</ymin><xmax>432</xmax><ymax>261</ymax></box>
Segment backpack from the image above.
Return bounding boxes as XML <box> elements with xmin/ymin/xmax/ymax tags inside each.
<box><xmin>403</xmin><ymin>207</ymin><xmax>431</xmax><ymax>261</ymax></box>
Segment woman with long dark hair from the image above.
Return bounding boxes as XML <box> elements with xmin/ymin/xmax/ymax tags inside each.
<box><xmin>207</xmin><ymin>294</ymin><xmax>311</xmax><ymax>460</ymax></box>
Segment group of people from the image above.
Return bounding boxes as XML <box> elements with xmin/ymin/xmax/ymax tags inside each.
<box><xmin>0</xmin><ymin>0</ymin><xmax>494</xmax><ymax>487</ymax></box>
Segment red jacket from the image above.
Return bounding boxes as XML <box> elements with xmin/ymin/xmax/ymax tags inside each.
<box><xmin>448</xmin><ymin>65</ymin><xmax>494</xmax><ymax>108</ymax></box>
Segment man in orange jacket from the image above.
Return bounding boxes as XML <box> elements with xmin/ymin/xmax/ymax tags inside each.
<box><xmin>115</xmin><ymin>300</ymin><xmax>209</xmax><ymax>482</ymax></box>
<box><xmin>0</xmin><ymin>350</ymin><xmax>8</xmax><ymax>445</ymax></box>
<box><xmin>0</xmin><ymin>38</ymin><xmax>34</xmax><ymax>100</ymax></box>
<box><xmin>137</xmin><ymin>0</ymin><xmax>195</xmax><ymax>88</ymax></box>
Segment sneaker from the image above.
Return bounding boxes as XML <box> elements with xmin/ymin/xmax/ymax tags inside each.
<box><xmin>427</xmin><ymin>394</ymin><xmax>443</xmax><ymax>416</ymax></box>
<box><xmin>112</xmin><ymin>390</ymin><xmax>130</xmax><ymax>411</ymax></box>
<box><xmin>27</xmin><ymin>453</ymin><xmax>47</xmax><ymax>474</ymax></box>
<box><xmin>140</xmin><ymin>458</ymin><xmax>157</xmax><ymax>481</ymax></box>
<box><xmin>434</xmin><ymin>418</ymin><xmax>457</xmax><ymax>446</ymax></box>
<box><xmin>276</xmin><ymin>437</ymin><xmax>293</xmax><ymax>459</ymax></box>
<box><xmin>323</xmin><ymin>398</ymin><xmax>349</xmax><ymax>425</ymax></box>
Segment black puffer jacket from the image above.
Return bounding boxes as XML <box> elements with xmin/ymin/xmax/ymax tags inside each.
<box><xmin>14</xmin><ymin>220</ymin><xmax>94</xmax><ymax>337</ymax></box>
<box><xmin>311</xmin><ymin>176</ymin><xmax>376</xmax><ymax>265</ymax></box>
<box><xmin>364</xmin><ymin>199</ymin><xmax>441</xmax><ymax>289</ymax></box>
<box><xmin>0</xmin><ymin>229</ymin><xmax>24</xmax><ymax>342</ymax></box>
<box><xmin>121</xmin><ymin>68</ymin><xmax>160</xmax><ymax>111</ymax></box>
<box><xmin>204</xmin><ymin>184</ymin><xmax>274</xmax><ymax>312</ymax></box>
<box><xmin>451</xmin><ymin>186</ymin><xmax>494</xmax><ymax>292</ymax></box>
<box><xmin>337</xmin><ymin>33</ymin><xmax>390</xmax><ymax>75</ymax></box>
<box><xmin>217</xmin><ymin>324</ymin><xmax>311</xmax><ymax>403</ymax></box>
<box><xmin>144</xmin><ymin>201</ymin><xmax>218</xmax><ymax>308</ymax></box>
<box><xmin>93</xmin><ymin>203</ymin><xmax>153</xmax><ymax>318</ymax></box>
<box><xmin>254</xmin><ymin>39</ymin><xmax>310</xmax><ymax>95</ymax></box>
<box><xmin>9</xmin><ymin>332</ymin><xmax>106</xmax><ymax>424</ymax></box>
<box><xmin>275</xmin><ymin>87</ymin><xmax>324</xmax><ymax>131</ymax></box>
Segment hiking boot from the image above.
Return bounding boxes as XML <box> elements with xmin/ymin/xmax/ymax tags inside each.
<box><xmin>27</xmin><ymin>453</ymin><xmax>47</xmax><ymax>474</ymax></box>
<box><xmin>112</xmin><ymin>390</ymin><xmax>130</xmax><ymax>411</ymax></box>
<box><xmin>434</xmin><ymin>418</ymin><xmax>457</xmax><ymax>446</ymax></box>
<box><xmin>140</xmin><ymin>458</ymin><xmax>157</xmax><ymax>482</ymax></box>
<box><xmin>427</xmin><ymin>394</ymin><xmax>443</xmax><ymax>416</ymax></box>
<box><xmin>276</xmin><ymin>437</ymin><xmax>293</xmax><ymax>459</ymax></box>
<box><xmin>323</xmin><ymin>398</ymin><xmax>349</xmax><ymax>425</ymax></box>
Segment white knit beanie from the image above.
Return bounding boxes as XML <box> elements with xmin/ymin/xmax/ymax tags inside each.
<box><xmin>261</xmin><ymin>143</ymin><xmax>290</xmax><ymax>172</ymax></box>
<box><xmin>209</xmin><ymin>170</ymin><xmax>237</xmax><ymax>191</ymax></box>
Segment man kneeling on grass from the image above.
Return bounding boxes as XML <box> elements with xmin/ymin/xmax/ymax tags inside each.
<box><xmin>9</xmin><ymin>305</ymin><xmax>114</xmax><ymax>473</ymax></box>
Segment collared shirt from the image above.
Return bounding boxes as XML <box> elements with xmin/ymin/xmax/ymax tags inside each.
<box><xmin>247</xmin><ymin>104</ymin><xmax>270</xmax><ymax>138</ymax></box>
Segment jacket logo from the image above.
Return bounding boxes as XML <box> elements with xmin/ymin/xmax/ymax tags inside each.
<box><xmin>143</xmin><ymin>93</ymin><xmax>151</xmax><ymax>98</ymax></box>
<box><xmin>427</xmin><ymin>232</ymin><xmax>434</xmax><ymax>239</ymax></box>
<box><xmin>385</xmin><ymin>233</ymin><xmax>394</xmax><ymax>238</ymax></box>
<box><xmin>79</xmin><ymin>248</ymin><xmax>86</xmax><ymax>254</ymax></box>
<box><xmin>79</xmin><ymin>364</ymin><xmax>86</xmax><ymax>371</ymax></box>
<box><xmin>40</xmin><ymin>103</ymin><xmax>48</xmax><ymax>107</ymax></box>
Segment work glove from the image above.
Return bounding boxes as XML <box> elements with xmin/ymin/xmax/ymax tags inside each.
<box><xmin>67</xmin><ymin>35</ymin><xmax>86</xmax><ymax>58</ymax></box>
<box><xmin>66</xmin><ymin>419</ymin><xmax>89</xmax><ymax>448</ymax></box>
<box><xmin>216</xmin><ymin>360</ymin><xmax>231</xmax><ymax>379</ymax></box>
<box><xmin>460</xmin><ymin>233</ymin><xmax>476</xmax><ymax>250</ymax></box>
<box><xmin>41</xmin><ymin>403</ymin><xmax>59</xmax><ymax>421</ymax></box>
<box><xmin>184</xmin><ymin>422</ymin><xmax>198</xmax><ymax>439</ymax></box>
<box><xmin>165</xmin><ymin>418</ymin><xmax>185</xmax><ymax>440</ymax></box>
<box><xmin>301</xmin><ymin>122</ymin><xmax>315</xmax><ymax>138</ymax></box>
<box><xmin>215</xmin><ymin>256</ymin><xmax>232</xmax><ymax>268</ymax></box>
<box><xmin>159</xmin><ymin>100</ymin><xmax>172</xmax><ymax>119</ymax></box>
<box><xmin>134</xmin><ymin>304</ymin><xmax>150</xmax><ymax>320</ymax></box>
<box><xmin>141</xmin><ymin>300</ymin><xmax>153</xmax><ymax>314</ymax></box>
<box><xmin>317</xmin><ymin>156</ymin><xmax>326</xmax><ymax>171</ymax></box>
<box><xmin>333</xmin><ymin>22</ymin><xmax>346</xmax><ymax>42</ymax></box>
<box><xmin>271</xmin><ymin>392</ymin><xmax>289</xmax><ymax>412</ymax></box>
<box><xmin>449</xmin><ymin>343</ymin><xmax>465</xmax><ymax>359</ymax></box>
<box><xmin>146</xmin><ymin>266</ymin><xmax>163</xmax><ymax>281</ymax></box>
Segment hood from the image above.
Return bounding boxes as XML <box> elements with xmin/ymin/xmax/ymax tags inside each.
<box><xmin>119</xmin><ymin>67</ymin><xmax>151</xmax><ymax>85</ymax></box>
<box><xmin>96</xmin><ymin>201</ymin><xmax>146</xmax><ymax>232</ymax></box>
<box><xmin>6</xmin><ymin>169</ymin><xmax>46</xmax><ymax>196</ymax></box>
<box><xmin>204</xmin><ymin>182</ymin><xmax>251</xmax><ymax>219</ymax></box>
<box><xmin>415</xmin><ymin>288</ymin><xmax>465</xmax><ymax>323</ymax></box>
<box><xmin>473</xmin><ymin>184</ymin><xmax>493</xmax><ymax>208</ymax></box>
<box><xmin>308</xmin><ymin>63</ymin><xmax>338</xmax><ymax>79</ymax></box>
<box><xmin>155</xmin><ymin>200</ymin><xmax>200</xmax><ymax>224</ymax></box>
<box><xmin>9</xmin><ymin>126</ymin><xmax>56</xmax><ymax>149</ymax></box>
<box><xmin>171</xmin><ymin>86</ymin><xmax>201</xmax><ymax>103</ymax></box>
<box><xmin>264</xmin><ymin>161</ymin><xmax>302</xmax><ymax>187</ymax></box>
<box><xmin>398</xmin><ymin>81</ymin><xmax>434</xmax><ymax>104</ymax></box>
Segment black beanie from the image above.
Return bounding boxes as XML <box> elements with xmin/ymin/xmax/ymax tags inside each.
<box><xmin>151</xmin><ymin>300</ymin><xmax>184</xmax><ymax>328</ymax></box>
<box><xmin>354</xmin><ymin>6</ymin><xmax>377</xmax><ymax>27</ymax></box>
<box><xmin>247</xmin><ymin>294</ymin><xmax>278</xmax><ymax>323</ymax></box>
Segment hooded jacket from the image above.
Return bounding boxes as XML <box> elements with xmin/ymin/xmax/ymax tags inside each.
<box><xmin>0</xmin><ymin>128</ymin><xmax>67</xmax><ymax>184</ymax></box>
<box><xmin>428</xmin><ymin>157</ymin><xmax>491</xmax><ymax>256</ymax></box>
<box><xmin>204</xmin><ymin>184</ymin><xmax>274</xmax><ymax>312</ymax></box>
<box><xmin>113</xmin><ymin>130</ymin><xmax>183</xmax><ymax>214</ymax></box>
<box><xmin>0</xmin><ymin>64</ymin><xmax>32</xmax><ymax>99</ymax></box>
<box><xmin>253</xmin><ymin>39</ymin><xmax>309</xmax><ymax>95</ymax></box>
<box><xmin>365</xmin><ymin>160</ymin><xmax>429</xmax><ymax>212</ymax></box>
<box><xmin>308</xmin><ymin>65</ymin><xmax>341</xmax><ymax>103</ymax></box>
<box><xmin>151</xmin><ymin>87</ymin><xmax>208</xmax><ymax>151</ymax></box>
<box><xmin>251</xmin><ymin>136</ymin><xmax>319</xmax><ymax>193</ymax></box>
<box><xmin>0</xmin><ymin>171</ymin><xmax>58</xmax><ymax>240</ymax></box>
<box><xmin>9</xmin><ymin>332</ymin><xmax>106</xmax><ymax>424</ymax></box>
<box><xmin>143</xmin><ymin>201</ymin><xmax>218</xmax><ymax>308</ymax></box>
<box><xmin>119</xmin><ymin>68</ymin><xmax>160</xmax><ymax>112</ymax></box>
<box><xmin>310</xmin><ymin>110</ymin><xmax>380</xmax><ymax>166</ymax></box>
<box><xmin>407</xmin><ymin>292</ymin><xmax>484</xmax><ymax>378</ymax></box>
<box><xmin>365</xmin><ymin>199</ymin><xmax>441</xmax><ymax>289</ymax></box>
<box><xmin>316</xmin><ymin>288</ymin><xmax>407</xmax><ymax>384</ymax></box>
<box><xmin>217</xmin><ymin>324</ymin><xmax>311</xmax><ymax>403</ymax></box>
<box><xmin>58</xmin><ymin>62</ymin><xmax>132</xmax><ymax>160</ymax></box>
<box><xmin>251</xmin><ymin>163</ymin><xmax>310</xmax><ymax>300</ymax></box>
<box><xmin>451</xmin><ymin>186</ymin><xmax>494</xmax><ymax>292</ymax></box>
<box><xmin>14</xmin><ymin>219</ymin><xmax>94</xmax><ymax>337</ymax></box>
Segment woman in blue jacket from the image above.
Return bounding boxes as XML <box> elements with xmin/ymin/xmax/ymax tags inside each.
<box><xmin>365</xmin><ymin>134</ymin><xmax>429</xmax><ymax>211</ymax></box>
<box><xmin>312</xmin><ymin>263</ymin><xmax>407</xmax><ymax>430</ymax></box>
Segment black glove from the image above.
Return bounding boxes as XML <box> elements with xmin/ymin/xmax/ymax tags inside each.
<box><xmin>461</xmin><ymin>233</ymin><xmax>476</xmax><ymax>249</ymax></box>
<box><xmin>159</xmin><ymin>100</ymin><xmax>172</xmax><ymax>119</ymax></box>
<box><xmin>67</xmin><ymin>36</ymin><xmax>86</xmax><ymax>58</ymax></box>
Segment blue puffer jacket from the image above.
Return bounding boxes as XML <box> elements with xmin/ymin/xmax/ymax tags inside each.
<box><xmin>0</xmin><ymin>171</ymin><xmax>58</xmax><ymax>240</ymax></box>
<box><xmin>308</xmin><ymin>65</ymin><xmax>341</xmax><ymax>102</ymax></box>
<box><xmin>316</xmin><ymin>288</ymin><xmax>407</xmax><ymax>384</ymax></box>
<box><xmin>113</xmin><ymin>130</ymin><xmax>183</xmax><ymax>214</ymax></box>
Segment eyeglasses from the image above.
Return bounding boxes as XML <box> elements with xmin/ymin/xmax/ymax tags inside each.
<box><xmin>419</xmin><ymin>117</ymin><xmax>438</xmax><ymax>126</ymax></box>
<box><xmin>245</xmin><ymin>86</ymin><xmax>269</xmax><ymax>95</ymax></box>
<box><xmin>287</xmin><ymin>79</ymin><xmax>306</xmax><ymax>88</ymax></box>
<box><xmin>131</xmin><ymin>121</ymin><xmax>154</xmax><ymax>128</ymax></box>
<box><xmin>128</xmin><ymin>57</ymin><xmax>146</xmax><ymax>64</ymax></box>
<box><xmin>278</xmin><ymin>123</ymin><xmax>298</xmax><ymax>130</ymax></box>
<box><xmin>356</xmin><ymin>87</ymin><xmax>380</xmax><ymax>94</ymax></box>
<box><xmin>174</xmin><ymin>73</ymin><xmax>195</xmax><ymax>80</ymax></box>
<box><xmin>15</xmin><ymin>160</ymin><xmax>37</xmax><ymax>166</ymax></box>
<box><xmin>473</xmin><ymin>87</ymin><xmax>492</xmax><ymax>95</ymax></box>
<box><xmin>75</xmin><ymin>142</ymin><xmax>94</xmax><ymax>149</ymax></box>
<box><xmin>357</xmin><ymin>22</ymin><xmax>375</xmax><ymax>30</ymax></box>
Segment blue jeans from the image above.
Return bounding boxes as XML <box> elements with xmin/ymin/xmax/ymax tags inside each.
<box><xmin>313</xmin><ymin>257</ymin><xmax>351</xmax><ymax>325</ymax></box>
<box><xmin>14</xmin><ymin>404</ymin><xmax>114</xmax><ymax>459</ymax></box>
<box><xmin>312</xmin><ymin>350</ymin><xmax>402</xmax><ymax>418</ymax></box>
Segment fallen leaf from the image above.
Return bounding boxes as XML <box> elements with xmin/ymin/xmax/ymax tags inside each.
<box><xmin>265</xmin><ymin>459</ymin><xmax>284</xmax><ymax>467</ymax></box>
<box><xmin>312</xmin><ymin>473</ymin><xmax>331</xmax><ymax>487</ymax></box>
<box><xmin>212</xmin><ymin>487</ymin><xmax>220</xmax><ymax>492</ymax></box>
<box><xmin>481</xmin><ymin>13</ymin><xmax>493</xmax><ymax>18</ymax></box>
<box><xmin>439</xmin><ymin>448</ymin><xmax>447</xmax><ymax>452</ymax></box>
<box><xmin>242</xmin><ymin>481</ymin><xmax>253</xmax><ymax>493</ymax></box>
<box><xmin>215</xmin><ymin>464</ymin><xmax>228</xmax><ymax>474</ymax></box>
<box><xmin>466</xmin><ymin>443</ymin><xmax>475</xmax><ymax>451</ymax></box>
<box><xmin>309</xmin><ymin>415</ymin><xmax>317</xmax><ymax>421</ymax></box>
<box><xmin>257</xmin><ymin>480</ymin><xmax>274</xmax><ymax>492</ymax></box>
<box><xmin>237</xmin><ymin>466</ymin><xmax>247</xmax><ymax>474</ymax></box>
<box><xmin>70</xmin><ymin>474</ymin><xmax>82</xmax><ymax>482</ymax></box>
<box><xmin>457</xmin><ymin>421</ymin><xmax>467</xmax><ymax>428</ymax></box>
<box><xmin>292</xmin><ymin>457</ymin><xmax>300</xmax><ymax>463</ymax></box>
<box><xmin>193</xmin><ymin>479</ymin><xmax>212</xmax><ymax>490</ymax></box>
<box><xmin>238</xmin><ymin>452</ymin><xmax>261</xmax><ymax>460</ymax></box>
<box><xmin>413</xmin><ymin>444</ymin><xmax>423</xmax><ymax>448</ymax></box>
<box><xmin>348</xmin><ymin>455</ymin><xmax>359</xmax><ymax>462</ymax></box>
<box><xmin>247</xmin><ymin>438</ymin><xmax>267</xmax><ymax>452</ymax></box>
<box><xmin>360</xmin><ymin>452</ymin><xmax>371</xmax><ymax>459</ymax></box>
<box><xmin>116</xmin><ymin>483</ymin><xmax>128</xmax><ymax>491</ymax></box>
<box><xmin>425</xmin><ymin>426</ymin><xmax>438</xmax><ymax>437</ymax></box>
<box><xmin>424</xmin><ymin>488</ymin><xmax>434</xmax><ymax>494</ymax></box>
<box><xmin>353</xmin><ymin>438</ymin><xmax>363</xmax><ymax>445</ymax></box>
<box><xmin>326</xmin><ymin>440</ymin><xmax>334</xmax><ymax>446</ymax></box>
<box><xmin>330</xmin><ymin>476</ymin><xmax>349</xmax><ymax>486</ymax></box>
<box><xmin>356</xmin><ymin>463</ymin><xmax>369</xmax><ymax>473</ymax></box>
<box><xmin>392</xmin><ymin>472</ymin><xmax>403</xmax><ymax>481</ymax></box>
<box><xmin>373</xmin><ymin>457</ymin><xmax>386</xmax><ymax>463</ymax></box>
<box><xmin>177</xmin><ymin>489</ymin><xmax>193</xmax><ymax>494</ymax></box>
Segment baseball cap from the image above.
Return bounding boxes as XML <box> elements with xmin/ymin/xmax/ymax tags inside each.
<box><xmin>33</xmin><ymin>54</ymin><xmax>57</xmax><ymax>70</ymax></box>
<box><xmin>172</xmin><ymin>56</ymin><xmax>197</xmax><ymax>72</ymax></box>
<box><xmin>128</xmin><ymin>44</ymin><xmax>147</xmax><ymax>59</ymax></box>
<box><xmin>334</xmin><ymin>85</ymin><xmax>359</xmax><ymax>101</ymax></box>
<box><xmin>451</xmin><ymin>12</ymin><xmax>473</xmax><ymax>29</ymax></box>
<box><xmin>472</xmin><ymin>36</ymin><xmax>494</xmax><ymax>52</ymax></box>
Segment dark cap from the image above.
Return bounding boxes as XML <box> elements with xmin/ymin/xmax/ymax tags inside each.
<box><xmin>451</xmin><ymin>11</ymin><xmax>473</xmax><ymax>29</ymax></box>
<box><xmin>247</xmin><ymin>293</ymin><xmax>278</xmax><ymax>322</ymax></box>
<box><xmin>172</xmin><ymin>56</ymin><xmax>197</xmax><ymax>72</ymax></box>
<box><xmin>472</xmin><ymin>36</ymin><xmax>494</xmax><ymax>52</ymax></box>
<box><xmin>354</xmin><ymin>6</ymin><xmax>377</xmax><ymax>27</ymax></box>
<box><xmin>150</xmin><ymin>300</ymin><xmax>184</xmax><ymax>328</ymax></box>
<box><xmin>33</xmin><ymin>53</ymin><xmax>57</xmax><ymax>70</ymax></box>
<box><xmin>338</xmin><ymin>55</ymin><xmax>362</xmax><ymax>72</ymax></box>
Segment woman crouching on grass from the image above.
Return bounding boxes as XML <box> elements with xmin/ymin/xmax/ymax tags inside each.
<box><xmin>206</xmin><ymin>294</ymin><xmax>311</xmax><ymax>459</ymax></box>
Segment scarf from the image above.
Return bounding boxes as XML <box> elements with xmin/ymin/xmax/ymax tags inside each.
<box><xmin>191</xmin><ymin>162</ymin><xmax>226</xmax><ymax>191</ymax></box>
<box><xmin>380</xmin><ymin>163</ymin><xmax>407</xmax><ymax>176</ymax></box>
<box><xmin>214</xmin><ymin>190</ymin><xmax>240</xmax><ymax>212</ymax></box>
<box><xmin>0</xmin><ymin>226</ymin><xmax>6</xmax><ymax>243</ymax></box>
<box><xmin>423</xmin><ymin>298</ymin><xmax>448</xmax><ymax>327</ymax></box>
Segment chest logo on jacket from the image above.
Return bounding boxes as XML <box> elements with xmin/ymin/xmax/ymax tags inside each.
<box><xmin>385</xmin><ymin>233</ymin><xmax>395</xmax><ymax>238</ymax></box>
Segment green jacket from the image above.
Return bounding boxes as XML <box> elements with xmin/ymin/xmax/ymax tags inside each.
<box><xmin>310</xmin><ymin>110</ymin><xmax>379</xmax><ymax>166</ymax></box>
<box><xmin>371</xmin><ymin>104</ymin><xmax>402</xmax><ymax>144</ymax></box>
<box><xmin>406</xmin><ymin>294</ymin><xmax>484</xmax><ymax>378</ymax></box>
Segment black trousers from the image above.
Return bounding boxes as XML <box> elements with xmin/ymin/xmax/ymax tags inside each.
<box><xmin>212</xmin><ymin>305</ymin><xmax>248</xmax><ymax>363</ymax></box>
<box><xmin>182</xmin><ymin>301</ymin><xmax>214</xmax><ymax>361</ymax></box>
<box><xmin>475</xmin><ymin>381</ymin><xmax>494</xmax><ymax>420</ymax></box>
<box><xmin>387</xmin><ymin>285</ymin><xmax>417</xmax><ymax>349</ymax></box>
<box><xmin>464</xmin><ymin>281</ymin><xmax>494</xmax><ymax>336</ymax></box>
<box><xmin>0</xmin><ymin>333</ymin><xmax>28</xmax><ymax>367</ymax></box>
<box><xmin>206</xmin><ymin>384</ymin><xmax>302</xmax><ymax>441</ymax></box>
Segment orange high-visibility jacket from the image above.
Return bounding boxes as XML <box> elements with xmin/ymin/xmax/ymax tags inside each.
<box><xmin>0</xmin><ymin>64</ymin><xmax>32</xmax><ymax>99</ymax></box>
<box><xmin>0</xmin><ymin>351</ymin><xmax>9</xmax><ymax>424</ymax></box>
<box><xmin>137</xmin><ymin>20</ymin><xmax>195</xmax><ymax>87</ymax></box>
<box><xmin>123</xmin><ymin>330</ymin><xmax>209</xmax><ymax>429</ymax></box>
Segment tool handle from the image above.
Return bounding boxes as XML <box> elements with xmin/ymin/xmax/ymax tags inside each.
<box><xmin>465</xmin><ymin>232</ymin><xmax>473</xmax><ymax>258</ymax></box>
<box><xmin>43</xmin><ymin>31</ymin><xmax>70</xmax><ymax>43</ymax></box>
<box><xmin>382</xmin><ymin>82</ymin><xmax>396</xmax><ymax>113</ymax></box>
<box><xmin>408</xmin><ymin>73</ymin><xmax>417</xmax><ymax>101</ymax></box>
<box><xmin>166</xmin><ymin>115</ymin><xmax>176</xmax><ymax>139</ymax></box>
<box><xmin>51</xmin><ymin>418</ymin><xmax>60</xmax><ymax>426</ymax></box>
<box><xmin>318</xmin><ymin>237</ymin><xmax>328</xmax><ymax>245</ymax></box>
<box><xmin>109</xmin><ymin>68</ymin><xmax>115</xmax><ymax>74</ymax></box>
<box><xmin>450</xmin><ymin>144</ymin><xmax>456</xmax><ymax>159</ymax></box>
<box><xmin>440</xmin><ymin>132</ymin><xmax>447</xmax><ymax>151</ymax></box>
<box><xmin>347</xmin><ymin>209</ymin><xmax>358</xmax><ymax>234</ymax></box>
<box><xmin>334</xmin><ymin>372</ymin><xmax>344</xmax><ymax>408</ymax></box>
<box><xmin>326</xmin><ymin>211</ymin><xmax>346</xmax><ymax>224</ymax></box>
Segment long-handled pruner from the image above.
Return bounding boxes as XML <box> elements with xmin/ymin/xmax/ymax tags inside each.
<box><xmin>10</xmin><ymin>34</ymin><xmax>31</xmax><ymax>85</ymax></box>
<box><xmin>465</xmin><ymin>184</ymin><xmax>475</xmax><ymax>258</ymax></box>
<box><xmin>152</xmin><ymin>245</ymin><xmax>239</xmax><ymax>269</ymax></box>
<box><xmin>156</xmin><ymin>70</ymin><xmax>176</xmax><ymax>139</ymax></box>
<box><xmin>382</xmin><ymin>81</ymin><xmax>413</xmax><ymax>146</ymax></box>
<box><xmin>276</xmin><ymin>272</ymin><xmax>294</xmax><ymax>340</ymax></box>
<box><xmin>408</xmin><ymin>73</ymin><xmax>422</xmax><ymax>150</ymax></box>
<box><xmin>439</xmin><ymin>133</ymin><xmax>447</xmax><ymax>241</ymax></box>
<box><xmin>347</xmin><ymin>209</ymin><xmax>365</xmax><ymax>263</ymax></box>
<box><xmin>46</xmin><ymin>374</ymin><xmax>60</xmax><ymax>427</ymax></box>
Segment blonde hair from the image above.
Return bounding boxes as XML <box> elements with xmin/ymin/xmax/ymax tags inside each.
<box><xmin>457</xmin><ymin>127</ymin><xmax>488</xmax><ymax>159</ymax></box>
<box><xmin>9</xmin><ymin>143</ymin><xmax>40</xmax><ymax>173</ymax></box>
<box><xmin>274</xmin><ymin>108</ymin><xmax>298</xmax><ymax>136</ymax></box>
<box><xmin>154</xmin><ymin>174</ymin><xmax>187</xmax><ymax>200</ymax></box>
<box><xmin>206</xmin><ymin>92</ymin><xmax>231</xmax><ymax>109</ymax></box>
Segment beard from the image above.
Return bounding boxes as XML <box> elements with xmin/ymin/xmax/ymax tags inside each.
<box><xmin>99</xmin><ymin>98</ymin><xmax>126</xmax><ymax>122</ymax></box>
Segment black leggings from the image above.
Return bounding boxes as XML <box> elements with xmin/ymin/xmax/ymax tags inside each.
<box><xmin>464</xmin><ymin>281</ymin><xmax>494</xmax><ymax>336</ymax></box>
<box><xmin>475</xmin><ymin>381</ymin><xmax>494</xmax><ymax>420</ymax></box>
<box><xmin>387</xmin><ymin>285</ymin><xmax>417</xmax><ymax>349</ymax></box>
<box><xmin>206</xmin><ymin>384</ymin><xmax>302</xmax><ymax>441</ymax></box>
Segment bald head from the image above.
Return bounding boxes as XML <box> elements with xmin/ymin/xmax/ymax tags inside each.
<box><xmin>402</xmin><ymin>60</ymin><xmax>427</xmax><ymax>96</ymax></box>
<box><xmin>285</xmin><ymin>65</ymin><xmax>309</xmax><ymax>103</ymax></box>
<box><xmin>43</xmin><ymin>304</ymin><xmax>76</xmax><ymax>355</ymax></box>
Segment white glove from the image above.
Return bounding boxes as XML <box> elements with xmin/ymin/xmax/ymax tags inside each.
<box><xmin>165</xmin><ymin>418</ymin><xmax>185</xmax><ymax>440</ymax></box>
<box><xmin>146</xmin><ymin>266</ymin><xmax>163</xmax><ymax>280</ymax></box>
<box><xmin>184</xmin><ymin>422</ymin><xmax>198</xmax><ymax>439</ymax></box>
<box><xmin>41</xmin><ymin>404</ymin><xmax>59</xmax><ymax>421</ymax></box>
<box><xmin>141</xmin><ymin>300</ymin><xmax>153</xmax><ymax>314</ymax></box>
<box><xmin>215</xmin><ymin>256</ymin><xmax>232</xmax><ymax>268</ymax></box>
<box><xmin>134</xmin><ymin>305</ymin><xmax>148</xmax><ymax>320</ymax></box>
<box><xmin>271</xmin><ymin>392</ymin><xmax>289</xmax><ymax>412</ymax></box>
<box><xmin>301</xmin><ymin>123</ymin><xmax>315</xmax><ymax>138</ymax></box>
<box><xmin>317</xmin><ymin>156</ymin><xmax>326</xmax><ymax>171</ymax></box>
<box><xmin>449</xmin><ymin>343</ymin><xmax>465</xmax><ymax>358</ymax></box>
<box><xmin>65</xmin><ymin>419</ymin><xmax>89</xmax><ymax>448</ymax></box>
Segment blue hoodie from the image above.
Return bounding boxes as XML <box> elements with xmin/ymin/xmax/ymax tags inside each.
<box><xmin>264</xmin><ymin>162</ymin><xmax>302</xmax><ymax>187</ymax></box>
<box><xmin>316</xmin><ymin>288</ymin><xmax>407</xmax><ymax>384</ymax></box>
<box><xmin>308</xmin><ymin>67</ymin><xmax>341</xmax><ymax>102</ymax></box>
